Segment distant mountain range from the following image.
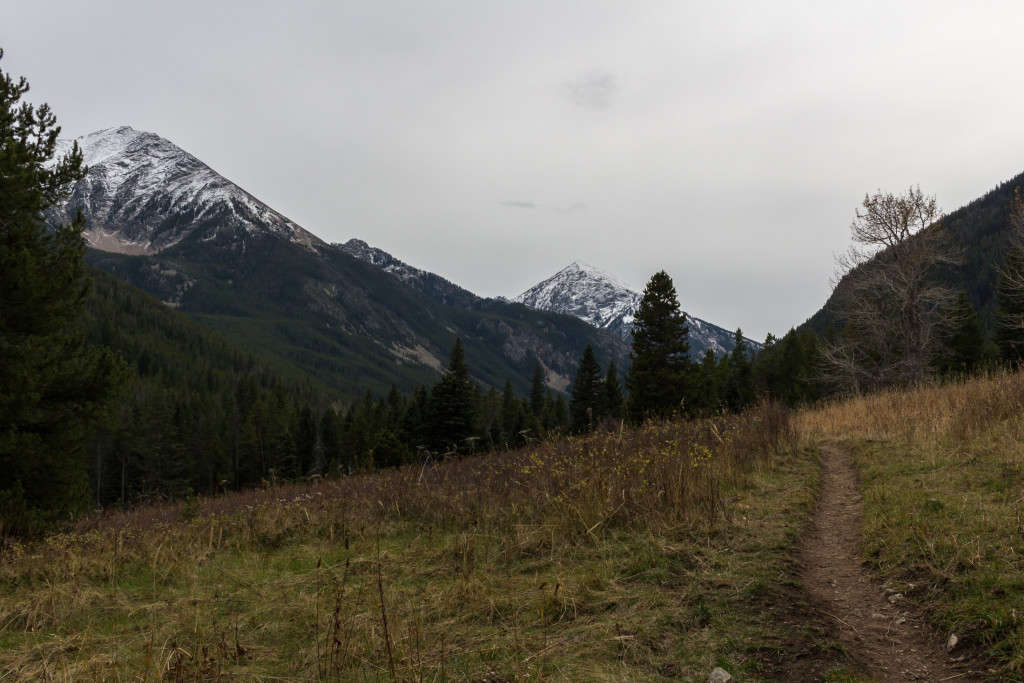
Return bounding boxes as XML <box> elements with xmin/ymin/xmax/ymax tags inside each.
<box><xmin>513</xmin><ymin>261</ymin><xmax>759</xmax><ymax>357</ymax></box>
<box><xmin>54</xmin><ymin>127</ymin><xmax>631</xmax><ymax>397</ymax></box>
<box><xmin>337</xmin><ymin>243</ymin><xmax>755</xmax><ymax>358</ymax></box>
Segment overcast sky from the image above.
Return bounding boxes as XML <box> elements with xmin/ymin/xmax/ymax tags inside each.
<box><xmin>5</xmin><ymin>1</ymin><xmax>1024</xmax><ymax>340</ymax></box>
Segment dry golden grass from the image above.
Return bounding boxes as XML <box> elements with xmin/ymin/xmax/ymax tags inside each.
<box><xmin>0</xmin><ymin>403</ymin><xmax>823</xmax><ymax>681</ymax></box>
<box><xmin>800</xmin><ymin>370</ymin><xmax>1024</xmax><ymax>677</ymax></box>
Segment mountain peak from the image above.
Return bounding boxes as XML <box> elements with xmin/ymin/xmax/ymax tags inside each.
<box><xmin>514</xmin><ymin>262</ymin><xmax>759</xmax><ymax>357</ymax></box>
<box><xmin>52</xmin><ymin>127</ymin><xmax>321</xmax><ymax>255</ymax></box>
<box><xmin>561</xmin><ymin>260</ymin><xmax>637</xmax><ymax>292</ymax></box>
<box><xmin>70</xmin><ymin>126</ymin><xmax>148</xmax><ymax>167</ymax></box>
<box><xmin>513</xmin><ymin>262</ymin><xmax>640</xmax><ymax>340</ymax></box>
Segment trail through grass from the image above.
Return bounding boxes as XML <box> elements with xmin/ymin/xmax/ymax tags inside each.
<box><xmin>801</xmin><ymin>370</ymin><xmax>1024</xmax><ymax>679</ymax></box>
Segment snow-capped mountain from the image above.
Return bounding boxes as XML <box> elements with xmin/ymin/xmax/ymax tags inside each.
<box><xmin>514</xmin><ymin>262</ymin><xmax>640</xmax><ymax>342</ymax></box>
<box><xmin>513</xmin><ymin>262</ymin><xmax>759</xmax><ymax>358</ymax></box>
<box><xmin>337</xmin><ymin>238</ymin><xmax>479</xmax><ymax>309</ymax></box>
<box><xmin>51</xmin><ymin>126</ymin><xmax>320</xmax><ymax>254</ymax></box>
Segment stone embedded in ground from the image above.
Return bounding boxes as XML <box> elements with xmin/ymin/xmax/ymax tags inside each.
<box><xmin>708</xmin><ymin>667</ymin><xmax>734</xmax><ymax>683</ymax></box>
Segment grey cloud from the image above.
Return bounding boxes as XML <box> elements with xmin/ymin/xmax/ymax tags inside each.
<box><xmin>501</xmin><ymin>201</ymin><xmax>586</xmax><ymax>214</ymax></box>
<box><xmin>563</xmin><ymin>70</ymin><xmax>617</xmax><ymax>109</ymax></box>
<box><xmin>558</xmin><ymin>203</ymin><xmax>587</xmax><ymax>214</ymax></box>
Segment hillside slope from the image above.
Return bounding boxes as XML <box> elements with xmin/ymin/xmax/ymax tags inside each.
<box><xmin>804</xmin><ymin>171</ymin><xmax>1024</xmax><ymax>335</ymax></box>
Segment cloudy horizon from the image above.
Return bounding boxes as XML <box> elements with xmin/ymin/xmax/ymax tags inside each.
<box><xmin>6</xmin><ymin>1</ymin><xmax>1024</xmax><ymax>340</ymax></box>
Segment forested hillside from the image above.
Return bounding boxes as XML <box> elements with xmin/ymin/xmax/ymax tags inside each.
<box><xmin>83</xmin><ymin>268</ymin><xmax>335</xmax><ymax>505</ymax></box>
<box><xmin>81</xmin><ymin>269</ymin><xmax>587</xmax><ymax>508</ymax></box>
<box><xmin>805</xmin><ymin>172</ymin><xmax>1024</xmax><ymax>334</ymax></box>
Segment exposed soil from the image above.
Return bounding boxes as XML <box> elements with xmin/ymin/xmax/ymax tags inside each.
<box><xmin>784</xmin><ymin>443</ymin><xmax>983</xmax><ymax>682</ymax></box>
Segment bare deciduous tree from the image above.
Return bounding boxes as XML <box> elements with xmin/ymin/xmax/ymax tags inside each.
<box><xmin>822</xmin><ymin>186</ymin><xmax>959</xmax><ymax>392</ymax></box>
<box><xmin>993</xmin><ymin>189</ymin><xmax>1024</xmax><ymax>362</ymax></box>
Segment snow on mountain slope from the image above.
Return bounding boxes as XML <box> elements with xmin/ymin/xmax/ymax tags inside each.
<box><xmin>513</xmin><ymin>262</ymin><xmax>759</xmax><ymax>358</ymax></box>
<box><xmin>514</xmin><ymin>262</ymin><xmax>640</xmax><ymax>341</ymax></box>
<box><xmin>51</xmin><ymin>126</ymin><xmax>321</xmax><ymax>254</ymax></box>
<box><xmin>337</xmin><ymin>238</ymin><xmax>479</xmax><ymax>308</ymax></box>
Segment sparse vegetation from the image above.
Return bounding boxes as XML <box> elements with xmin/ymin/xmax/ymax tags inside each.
<box><xmin>0</xmin><ymin>402</ymin><xmax>821</xmax><ymax>681</ymax></box>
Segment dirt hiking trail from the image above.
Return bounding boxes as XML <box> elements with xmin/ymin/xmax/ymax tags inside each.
<box><xmin>791</xmin><ymin>443</ymin><xmax>983</xmax><ymax>682</ymax></box>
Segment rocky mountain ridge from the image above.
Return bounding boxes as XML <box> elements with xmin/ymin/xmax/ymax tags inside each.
<box><xmin>336</xmin><ymin>239</ymin><xmax>479</xmax><ymax>309</ymax></box>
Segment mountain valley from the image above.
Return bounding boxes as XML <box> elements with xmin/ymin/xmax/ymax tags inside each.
<box><xmin>59</xmin><ymin>127</ymin><xmax>633</xmax><ymax>397</ymax></box>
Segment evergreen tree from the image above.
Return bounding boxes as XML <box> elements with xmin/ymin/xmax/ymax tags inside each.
<box><xmin>540</xmin><ymin>391</ymin><xmax>558</xmax><ymax>431</ymax></box>
<box><xmin>693</xmin><ymin>349</ymin><xmax>721</xmax><ymax>415</ymax></box>
<box><xmin>0</xmin><ymin>51</ymin><xmax>126</xmax><ymax>532</ymax></box>
<box><xmin>372</xmin><ymin>430</ymin><xmax>408</xmax><ymax>469</ymax></box>
<box><xmin>753</xmin><ymin>328</ymin><xmax>821</xmax><ymax>406</ymax></box>
<box><xmin>398</xmin><ymin>385</ymin><xmax>429</xmax><ymax>453</ymax></box>
<box><xmin>294</xmin><ymin>406</ymin><xmax>318</xmax><ymax>476</ymax></box>
<box><xmin>934</xmin><ymin>291</ymin><xmax>986</xmax><ymax>376</ymax></box>
<box><xmin>604</xmin><ymin>360</ymin><xmax>624</xmax><ymax>421</ymax></box>
<box><xmin>500</xmin><ymin>378</ymin><xmax>523</xmax><ymax>444</ymax></box>
<box><xmin>994</xmin><ymin>245</ymin><xmax>1024</xmax><ymax>365</ymax></box>
<box><xmin>385</xmin><ymin>384</ymin><xmax>404</xmax><ymax>429</ymax></box>
<box><xmin>553</xmin><ymin>393</ymin><xmax>569</xmax><ymax>431</ymax></box>
<box><xmin>753</xmin><ymin>334</ymin><xmax>779</xmax><ymax>398</ymax></box>
<box><xmin>529</xmin><ymin>363</ymin><xmax>546</xmax><ymax>417</ymax></box>
<box><xmin>569</xmin><ymin>345</ymin><xmax>605</xmax><ymax>432</ymax></box>
<box><xmin>723</xmin><ymin>329</ymin><xmax>755</xmax><ymax>412</ymax></box>
<box><xmin>626</xmin><ymin>271</ymin><xmax>690</xmax><ymax>420</ymax></box>
<box><xmin>319</xmin><ymin>408</ymin><xmax>342</xmax><ymax>474</ymax></box>
<box><xmin>427</xmin><ymin>338</ymin><xmax>478</xmax><ymax>451</ymax></box>
<box><xmin>477</xmin><ymin>386</ymin><xmax>502</xmax><ymax>450</ymax></box>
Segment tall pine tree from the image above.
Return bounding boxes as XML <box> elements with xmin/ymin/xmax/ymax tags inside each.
<box><xmin>427</xmin><ymin>338</ymin><xmax>478</xmax><ymax>451</ymax></box>
<box><xmin>723</xmin><ymin>329</ymin><xmax>755</xmax><ymax>412</ymax></box>
<box><xmin>0</xmin><ymin>50</ymin><xmax>126</xmax><ymax>533</ymax></box>
<box><xmin>934</xmin><ymin>291</ymin><xmax>986</xmax><ymax>376</ymax></box>
<box><xmin>569</xmin><ymin>344</ymin><xmax>604</xmax><ymax>433</ymax></box>
<box><xmin>995</xmin><ymin>244</ymin><xmax>1024</xmax><ymax>366</ymax></box>
<box><xmin>626</xmin><ymin>271</ymin><xmax>690</xmax><ymax>420</ymax></box>
<box><xmin>604</xmin><ymin>360</ymin><xmax>624</xmax><ymax>421</ymax></box>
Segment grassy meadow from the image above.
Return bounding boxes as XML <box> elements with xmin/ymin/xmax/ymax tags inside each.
<box><xmin>0</xmin><ymin>403</ymin><xmax>825</xmax><ymax>681</ymax></box>
<box><xmin>10</xmin><ymin>369</ymin><xmax>1024</xmax><ymax>681</ymax></box>
<box><xmin>800</xmin><ymin>370</ymin><xmax>1024</xmax><ymax>678</ymax></box>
